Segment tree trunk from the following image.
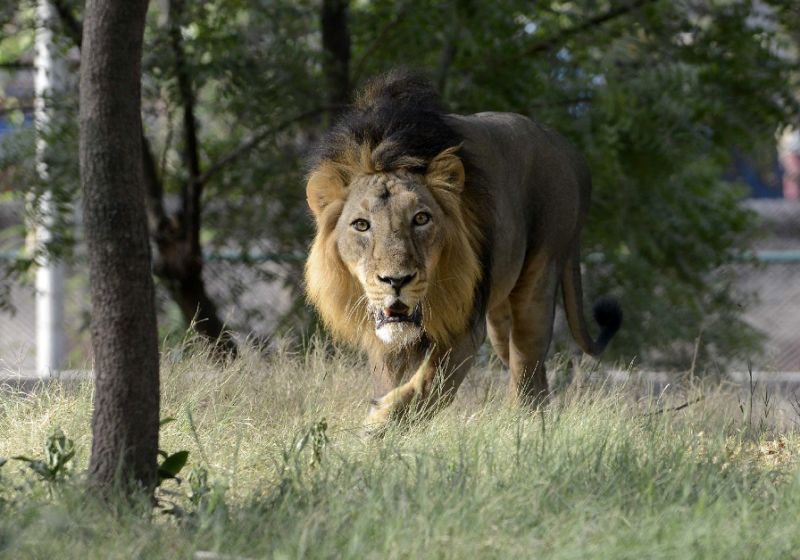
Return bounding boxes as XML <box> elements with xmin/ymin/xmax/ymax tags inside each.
<box><xmin>80</xmin><ymin>0</ymin><xmax>160</xmax><ymax>493</ymax></box>
<box><xmin>160</xmin><ymin>0</ymin><xmax>237</xmax><ymax>356</ymax></box>
<box><xmin>321</xmin><ymin>0</ymin><xmax>351</xmax><ymax>119</ymax></box>
<box><xmin>141</xmin><ymin>131</ymin><xmax>237</xmax><ymax>357</ymax></box>
<box><xmin>150</xmin><ymin>233</ymin><xmax>237</xmax><ymax>356</ymax></box>
<box><xmin>48</xmin><ymin>2</ymin><xmax>237</xmax><ymax>358</ymax></box>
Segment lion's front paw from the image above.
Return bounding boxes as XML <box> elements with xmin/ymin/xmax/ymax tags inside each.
<box><xmin>363</xmin><ymin>398</ymin><xmax>396</xmax><ymax>436</ymax></box>
<box><xmin>363</xmin><ymin>388</ymin><xmax>410</xmax><ymax>435</ymax></box>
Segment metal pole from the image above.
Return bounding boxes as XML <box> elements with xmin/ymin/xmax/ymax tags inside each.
<box><xmin>34</xmin><ymin>0</ymin><xmax>65</xmax><ymax>377</ymax></box>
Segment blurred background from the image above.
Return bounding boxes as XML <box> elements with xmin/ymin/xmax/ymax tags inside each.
<box><xmin>1</xmin><ymin>0</ymin><xmax>798</xmax><ymax>375</ymax></box>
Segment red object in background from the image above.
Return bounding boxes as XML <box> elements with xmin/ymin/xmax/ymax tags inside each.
<box><xmin>779</xmin><ymin>131</ymin><xmax>800</xmax><ymax>201</ymax></box>
<box><xmin>781</xmin><ymin>153</ymin><xmax>799</xmax><ymax>201</ymax></box>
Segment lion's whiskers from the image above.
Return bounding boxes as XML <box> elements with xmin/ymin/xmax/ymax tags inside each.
<box><xmin>344</xmin><ymin>293</ymin><xmax>370</xmax><ymax>324</ymax></box>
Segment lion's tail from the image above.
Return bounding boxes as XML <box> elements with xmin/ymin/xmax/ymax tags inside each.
<box><xmin>561</xmin><ymin>251</ymin><xmax>622</xmax><ymax>357</ymax></box>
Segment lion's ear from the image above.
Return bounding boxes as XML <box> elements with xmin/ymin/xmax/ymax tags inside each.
<box><xmin>426</xmin><ymin>146</ymin><xmax>465</xmax><ymax>193</ymax></box>
<box><xmin>306</xmin><ymin>165</ymin><xmax>346</xmax><ymax>219</ymax></box>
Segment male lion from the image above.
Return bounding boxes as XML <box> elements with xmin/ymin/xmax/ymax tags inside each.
<box><xmin>305</xmin><ymin>71</ymin><xmax>622</xmax><ymax>430</ymax></box>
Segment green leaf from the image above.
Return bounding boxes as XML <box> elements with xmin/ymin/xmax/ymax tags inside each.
<box><xmin>159</xmin><ymin>417</ymin><xmax>177</xmax><ymax>427</ymax></box>
<box><xmin>158</xmin><ymin>450</ymin><xmax>190</xmax><ymax>481</ymax></box>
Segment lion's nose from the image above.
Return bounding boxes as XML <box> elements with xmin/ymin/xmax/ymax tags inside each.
<box><xmin>377</xmin><ymin>273</ymin><xmax>416</xmax><ymax>295</ymax></box>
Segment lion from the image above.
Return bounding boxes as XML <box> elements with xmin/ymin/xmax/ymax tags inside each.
<box><xmin>304</xmin><ymin>71</ymin><xmax>622</xmax><ymax>430</ymax></box>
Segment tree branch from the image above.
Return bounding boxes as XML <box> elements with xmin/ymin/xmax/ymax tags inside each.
<box><xmin>196</xmin><ymin>106</ymin><xmax>338</xmax><ymax>186</ymax></box>
<box><xmin>51</xmin><ymin>0</ymin><xmax>83</xmax><ymax>48</ymax></box>
<box><xmin>523</xmin><ymin>0</ymin><xmax>661</xmax><ymax>57</ymax></box>
<box><xmin>50</xmin><ymin>0</ymin><xmax>168</xmax><ymax>237</ymax></box>
<box><xmin>54</xmin><ymin>0</ymin><xmax>235</xmax><ymax>353</ymax></box>
<box><xmin>168</xmin><ymin>0</ymin><xmax>202</xmax><ymax>257</ymax></box>
<box><xmin>435</xmin><ymin>3</ymin><xmax>463</xmax><ymax>95</ymax></box>
<box><xmin>140</xmin><ymin>129</ymin><xmax>170</xmax><ymax>235</ymax></box>
<box><xmin>0</xmin><ymin>61</ymin><xmax>34</xmax><ymax>71</ymax></box>
<box><xmin>351</xmin><ymin>3</ymin><xmax>409</xmax><ymax>85</ymax></box>
<box><xmin>321</xmin><ymin>0</ymin><xmax>351</xmax><ymax>119</ymax></box>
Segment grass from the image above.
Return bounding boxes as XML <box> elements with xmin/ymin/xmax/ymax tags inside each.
<box><xmin>1</xmin><ymin>338</ymin><xmax>799</xmax><ymax>559</ymax></box>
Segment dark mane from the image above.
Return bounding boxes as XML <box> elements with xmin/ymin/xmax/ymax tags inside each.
<box><xmin>312</xmin><ymin>69</ymin><xmax>464</xmax><ymax>174</ymax></box>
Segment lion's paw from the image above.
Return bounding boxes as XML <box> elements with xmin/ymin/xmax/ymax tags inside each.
<box><xmin>363</xmin><ymin>397</ymin><xmax>395</xmax><ymax>436</ymax></box>
<box><xmin>363</xmin><ymin>386</ymin><xmax>414</xmax><ymax>436</ymax></box>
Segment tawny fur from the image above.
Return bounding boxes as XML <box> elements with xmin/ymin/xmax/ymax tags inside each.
<box><xmin>304</xmin><ymin>145</ymin><xmax>482</xmax><ymax>352</ymax></box>
<box><xmin>303</xmin><ymin>70</ymin><xmax>621</xmax><ymax>429</ymax></box>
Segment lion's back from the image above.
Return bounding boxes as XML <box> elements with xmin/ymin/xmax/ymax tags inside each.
<box><xmin>445</xmin><ymin>111</ymin><xmax>592</xmax><ymax>308</ymax></box>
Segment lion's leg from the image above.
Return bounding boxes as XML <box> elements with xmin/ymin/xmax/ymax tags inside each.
<box><xmin>508</xmin><ymin>259</ymin><xmax>559</xmax><ymax>406</ymax></box>
<box><xmin>364</xmin><ymin>353</ymin><xmax>473</xmax><ymax>431</ymax></box>
<box><xmin>487</xmin><ymin>299</ymin><xmax>512</xmax><ymax>367</ymax></box>
<box><xmin>364</xmin><ymin>331</ymin><xmax>482</xmax><ymax>432</ymax></box>
<box><xmin>368</xmin><ymin>346</ymin><xmax>422</xmax><ymax>397</ymax></box>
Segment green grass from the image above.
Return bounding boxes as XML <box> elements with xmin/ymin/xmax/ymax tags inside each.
<box><xmin>1</xmin><ymin>340</ymin><xmax>798</xmax><ymax>559</ymax></box>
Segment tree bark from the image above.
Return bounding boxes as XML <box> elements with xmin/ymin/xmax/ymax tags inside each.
<box><xmin>141</xmin><ymin>130</ymin><xmax>237</xmax><ymax>357</ymax></box>
<box><xmin>50</xmin><ymin>2</ymin><xmax>236</xmax><ymax>355</ymax></box>
<box><xmin>321</xmin><ymin>0</ymin><xmax>351</xmax><ymax>119</ymax></box>
<box><xmin>154</xmin><ymin>0</ymin><xmax>236</xmax><ymax>356</ymax></box>
<box><xmin>80</xmin><ymin>0</ymin><xmax>160</xmax><ymax>493</ymax></box>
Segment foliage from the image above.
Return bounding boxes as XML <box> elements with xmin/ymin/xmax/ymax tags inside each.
<box><xmin>0</xmin><ymin>2</ymin><xmax>80</xmax><ymax>313</ymax></box>
<box><xmin>157</xmin><ymin>417</ymin><xmax>191</xmax><ymax>484</ymax></box>
<box><xmin>12</xmin><ymin>427</ymin><xmax>75</xmax><ymax>484</ymax></box>
<box><xmin>293</xmin><ymin>418</ymin><xmax>329</xmax><ymax>467</ymax></box>
<box><xmin>1</xmin><ymin>0</ymin><xmax>799</xmax><ymax>367</ymax></box>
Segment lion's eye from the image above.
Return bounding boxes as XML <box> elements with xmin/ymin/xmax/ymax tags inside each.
<box><xmin>351</xmin><ymin>218</ymin><xmax>370</xmax><ymax>232</ymax></box>
<box><xmin>413</xmin><ymin>212</ymin><xmax>431</xmax><ymax>226</ymax></box>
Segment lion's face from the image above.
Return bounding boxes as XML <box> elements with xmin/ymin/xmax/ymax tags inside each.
<box><xmin>335</xmin><ymin>171</ymin><xmax>445</xmax><ymax>347</ymax></box>
<box><xmin>305</xmin><ymin>145</ymin><xmax>482</xmax><ymax>350</ymax></box>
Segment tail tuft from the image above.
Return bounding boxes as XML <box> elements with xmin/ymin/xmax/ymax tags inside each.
<box><xmin>592</xmin><ymin>297</ymin><xmax>623</xmax><ymax>352</ymax></box>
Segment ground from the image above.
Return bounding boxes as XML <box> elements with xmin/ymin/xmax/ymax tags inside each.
<box><xmin>0</xmin><ymin>339</ymin><xmax>799</xmax><ymax>559</ymax></box>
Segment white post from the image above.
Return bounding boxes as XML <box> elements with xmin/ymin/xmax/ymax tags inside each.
<box><xmin>34</xmin><ymin>0</ymin><xmax>66</xmax><ymax>377</ymax></box>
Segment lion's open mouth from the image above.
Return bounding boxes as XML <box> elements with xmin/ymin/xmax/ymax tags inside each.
<box><xmin>375</xmin><ymin>301</ymin><xmax>422</xmax><ymax>329</ymax></box>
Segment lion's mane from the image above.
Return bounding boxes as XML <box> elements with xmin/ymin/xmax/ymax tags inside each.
<box><xmin>304</xmin><ymin>70</ymin><xmax>492</xmax><ymax>351</ymax></box>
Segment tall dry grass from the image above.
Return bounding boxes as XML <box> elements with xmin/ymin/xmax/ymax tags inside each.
<box><xmin>1</xmin><ymin>337</ymin><xmax>798</xmax><ymax>559</ymax></box>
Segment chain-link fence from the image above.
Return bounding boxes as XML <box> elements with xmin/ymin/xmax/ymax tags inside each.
<box><xmin>2</xmin><ymin>199</ymin><xmax>799</xmax><ymax>373</ymax></box>
<box><xmin>737</xmin><ymin>200</ymin><xmax>800</xmax><ymax>372</ymax></box>
<box><xmin>0</xmin><ymin>242</ymin><xmax>302</xmax><ymax>372</ymax></box>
